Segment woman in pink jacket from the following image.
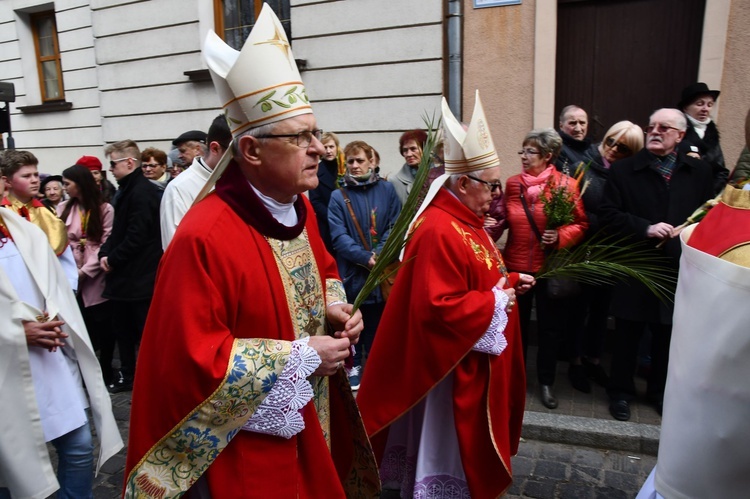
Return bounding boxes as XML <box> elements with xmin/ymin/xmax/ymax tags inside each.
<box><xmin>58</xmin><ymin>164</ymin><xmax>115</xmax><ymax>385</ymax></box>
<box><xmin>503</xmin><ymin>128</ymin><xmax>588</xmax><ymax>409</ymax></box>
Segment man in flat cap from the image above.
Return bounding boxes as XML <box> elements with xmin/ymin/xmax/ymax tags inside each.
<box><xmin>160</xmin><ymin>115</ymin><xmax>231</xmax><ymax>249</ymax></box>
<box><xmin>172</xmin><ymin>129</ymin><xmax>207</xmax><ymax>168</ymax></box>
<box><xmin>124</xmin><ymin>5</ymin><xmax>379</xmax><ymax>498</ymax></box>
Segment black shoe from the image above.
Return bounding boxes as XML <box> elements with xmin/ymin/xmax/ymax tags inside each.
<box><xmin>609</xmin><ymin>399</ymin><xmax>630</xmax><ymax>421</ymax></box>
<box><xmin>568</xmin><ymin>364</ymin><xmax>591</xmax><ymax>393</ymax></box>
<box><xmin>108</xmin><ymin>370</ymin><xmax>133</xmax><ymax>393</ymax></box>
<box><xmin>540</xmin><ymin>385</ymin><xmax>558</xmax><ymax>409</ymax></box>
<box><xmin>582</xmin><ymin>358</ymin><xmax>609</xmax><ymax>387</ymax></box>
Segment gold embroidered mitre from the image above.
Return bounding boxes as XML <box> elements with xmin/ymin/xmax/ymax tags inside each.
<box><xmin>203</xmin><ymin>3</ymin><xmax>312</xmax><ymax>137</ymax></box>
<box><xmin>442</xmin><ymin>90</ymin><xmax>501</xmax><ymax>174</ymax></box>
<box><xmin>411</xmin><ymin>90</ymin><xmax>501</xmax><ymax>224</ymax></box>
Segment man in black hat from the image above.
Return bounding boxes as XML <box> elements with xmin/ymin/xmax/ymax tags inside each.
<box><xmin>677</xmin><ymin>82</ymin><xmax>728</xmax><ymax>192</ymax></box>
<box><xmin>160</xmin><ymin>116</ymin><xmax>231</xmax><ymax>249</ymax></box>
<box><xmin>172</xmin><ymin>129</ymin><xmax>208</xmax><ymax>167</ymax></box>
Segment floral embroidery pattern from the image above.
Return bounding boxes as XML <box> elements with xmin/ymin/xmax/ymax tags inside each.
<box><xmin>125</xmin><ymin>339</ymin><xmax>293</xmax><ymax>498</ymax></box>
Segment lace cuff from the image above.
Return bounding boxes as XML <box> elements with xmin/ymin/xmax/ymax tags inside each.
<box><xmin>242</xmin><ymin>337</ymin><xmax>321</xmax><ymax>439</ymax></box>
<box><xmin>472</xmin><ymin>287</ymin><xmax>509</xmax><ymax>356</ymax></box>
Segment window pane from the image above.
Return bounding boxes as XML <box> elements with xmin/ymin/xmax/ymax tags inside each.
<box><xmin>36</xmin><ymin>17</ymin><xmax>55</xmax><ymax>56</ymax></box>
<box><xmin>220</xmin><ymin>0</ymin><xmax>290</xmax><ymax>49</ymax></box>
<box><xmin>42</xmin><ymin>61</ymin><xmax>61</xmax><ymax>99</ymax></box>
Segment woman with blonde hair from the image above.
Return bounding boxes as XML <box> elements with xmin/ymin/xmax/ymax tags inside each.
<box><xmin>565</xmin><ymin>121</ymin><xmax>644</xmax><ymax>393</ymax></box>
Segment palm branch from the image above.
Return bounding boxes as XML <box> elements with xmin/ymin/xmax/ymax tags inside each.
<box><xmin>351</xmin><ymin>112</ymin><xmax>441</xmax><ymax>311</ymax></box>
<box><xmin>536</xmin><ymin>234</ymin><xmax>678</xmax><ymax>303</ymax></box>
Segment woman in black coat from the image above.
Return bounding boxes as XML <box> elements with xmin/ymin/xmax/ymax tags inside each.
<box><xmin>678</xmin><ymin>82</ymin><xmax>728</xmax><ymax>193</ymax></box>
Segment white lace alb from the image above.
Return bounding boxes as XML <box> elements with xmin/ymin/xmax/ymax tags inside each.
<box><xmin>242</xmin><ymin>337</ymin><xmax>321</xmax><ymax>438</ymax></box>
<box><xmin>472</xmin><ymin>287</ymin><xmax>509</xmax><ymax>356</ymax></box>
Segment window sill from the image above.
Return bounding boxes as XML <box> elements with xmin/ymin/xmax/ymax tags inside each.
<box><xmin>18</xmin><ymin>101</ymin><xmax>73</xmax><ymax>114</ymax></box>
<box><xmin>184</xmin><ymin>69</ymin><xmax>212</xmax><ymax>82</ymax></box>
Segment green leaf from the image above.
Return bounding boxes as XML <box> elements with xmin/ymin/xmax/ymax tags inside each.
<box><xmin>271</xmin><ymin>99</ymin><xmax>291</xmax><ymax>109</ymax></box>
<box><xmin>351</xmin><ymin>112</ymin><xmax>441</xmax><ymax>312</ymax></box>
<box><xmin>284</xmin><ymin>86</ymin><xmax>298</xmax><ymax>96</ymax></box>
<box><xmin>256</xmin><ymin>91</ymin><xmax>276</xmax><ymax>105</ymax></box>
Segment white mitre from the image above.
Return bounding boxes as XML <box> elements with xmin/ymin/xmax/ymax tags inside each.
<box><xmin>203</xmin><ymin>3</ymin><xmax>312</xmax><ymax>137</ymax></box>
<box><xmin>412</xmin><ymin>90</ymin><xmax>501</xmax><ymax>222</ymax></box>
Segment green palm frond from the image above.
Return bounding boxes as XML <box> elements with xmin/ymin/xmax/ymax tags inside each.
<box><xmin>352</xmin><ymin>112</ymin><xmax>441</xmax><ymax>311</ymax></box>
<box><xmin>536</xmin><ymin>234</ymin><xmax>678</xmax><ymax>303</ymax></box>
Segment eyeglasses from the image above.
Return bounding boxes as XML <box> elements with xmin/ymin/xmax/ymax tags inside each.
<box><xmin>255</xmin><ymin>129</ymin><xmax>324</xmax><ymax>148</ymax></box>
<box><xmin>109</xmin><ymin>157</ymin><xmax>135</xmax><ymax>168</ymax></box>
<box><xmin>466</xmin><ymin>175</ymin><xmax>502</xmax><ymax>193</ymax></box>
<box><xmin>141</xmin><ymin>163</ymin><xmax>162</xmax><ymax>169</ymax></box>
<box><xmin>646</xmin><ymin>124</ymin><xmax>681</xmax><ymax>134</ymax></box>
<box><xmin>604</xmin><ymin>137</ymin><xmax>633</xmax><ymax>155</ymax></box>
<box><xmin>346</xmin><ymin>157</ymin><xmax>367</xmax><ymax>165</ymax></box>
<box><xmin>518</xmin><ymin>149</ymin><xmax>541</xmax><ymax>157</ymax></box>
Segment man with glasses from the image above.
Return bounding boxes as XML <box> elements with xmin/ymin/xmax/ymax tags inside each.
<box><xmin>123</xmin><ymin>6</ymin><xmax>378</xmax><ymax>498</ymax></box>
<box><xmin>600</xmin><ymin>108</ymin><xmax>718</xmax><ymax>422</ymax></box>
<box><xmin>98</xmin><ymin>140</ymin><xmax>162</xmax><ymax>393</ymax></box>
<box><xmin>358</xmin><ymin>93</ymin><xmax>532</xmax><ymax>498</ymax></box>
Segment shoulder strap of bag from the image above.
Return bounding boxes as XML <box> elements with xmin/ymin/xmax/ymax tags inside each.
<box><xmin>340</xmin><ymin>188</ymin><xmax>371</xmax><ymax>251</ymax></box>
<box><xmin>519</xmin><ymin>183</ymin><xmax>543</xmax><ymax>243</ymax></box>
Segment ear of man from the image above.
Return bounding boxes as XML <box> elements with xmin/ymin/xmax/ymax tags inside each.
<box><xmin>238</xmin><ymin>134</ymin><xmax>263</xmax><ymax>167</ymax></box>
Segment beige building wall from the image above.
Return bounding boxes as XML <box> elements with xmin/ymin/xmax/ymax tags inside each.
<box><xmin>715</xmin><ymin>0</ymin><xmax>750</xmax><ymax>168</ymax></box>
<box><xmin>463</xmin><ymin>0</ymin><xmax>537</xmax><ymax>183</ymax></box>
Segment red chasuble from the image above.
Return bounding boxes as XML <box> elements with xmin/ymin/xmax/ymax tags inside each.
<box><xmin>357</xmin><ymin>188</ymin><xmax>527</xmax><ymax>497</ymax></box>
<box><xmin>124</xmin><ymin>162</ymin><xmax>378</xmax><ymax>498</ymax></box>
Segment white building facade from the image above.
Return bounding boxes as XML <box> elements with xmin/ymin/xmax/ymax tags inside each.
<box><xmin>0</xmin><ymin>0</ymin><xmax>445</xmax><ymax>176</ymax></box>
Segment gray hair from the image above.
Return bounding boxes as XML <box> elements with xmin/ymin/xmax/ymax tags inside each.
<box><xmin>231</xmin><ymin>122</ymin><xmax>278</xmax><ymax>156</ymax></box>
<box><xmin>649</xmin><ymin>108</ymin><xmax>687</xmax><ymax>131</ymax></box>
<box><xmin>559</xmin><ymin>105</ymin><xmax>586</xmax><ymax>123</ymax></box>
<box><xmin>523</xmin><ymin>128</ymin><xmax>563</xmax><ymax>159</ymax></box>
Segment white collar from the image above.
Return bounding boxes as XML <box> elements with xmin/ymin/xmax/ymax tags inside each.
<box><xmin>248</xmin><ymin>182</ymin><xmax>298</xmax><ymax>227</ymax></box>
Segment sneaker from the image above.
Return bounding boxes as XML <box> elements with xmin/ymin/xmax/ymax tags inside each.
<box><xmin>108</xmin><ymin>370</ymin><xmax>133</xmax><ymax>394</ymax></box>
<box><xmin>347</xmin><ymin>365</ymin><xmax>362</xmax><ymax>391</ymax></box>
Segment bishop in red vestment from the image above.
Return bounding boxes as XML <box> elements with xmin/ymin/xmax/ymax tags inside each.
<box><xmin>357</xmin><ymin>93</ymin><xmax>530</xmax><ymax>498</ymax></box>
<box><xmin>123</xmin><ymin>6</ymin><xmax>379</xmax><ymax>498</ymax></box>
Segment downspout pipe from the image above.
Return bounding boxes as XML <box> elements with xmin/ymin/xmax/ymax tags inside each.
<box><xmin>446</xmin><ymin>0</ymin><xmax>462</xmax><ymax>121</ymax></box>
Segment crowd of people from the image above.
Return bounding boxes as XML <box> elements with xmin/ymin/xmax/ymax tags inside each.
<box><xmin>1</xmin><ymin>4</ymin><xmax>749</xmax><ymax>497</ymax></box>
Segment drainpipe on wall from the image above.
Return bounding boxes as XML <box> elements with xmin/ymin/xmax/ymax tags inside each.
<box><xmin>446</xmin><ymin>0</ymin><xmax>462</xmax><ymax>121</ymax></box>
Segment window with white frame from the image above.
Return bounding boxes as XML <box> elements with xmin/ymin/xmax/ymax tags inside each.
<box><xmin>214</xmin><ymin>0</ymin><xmax>291</xmax><ymax>50</ymax></box>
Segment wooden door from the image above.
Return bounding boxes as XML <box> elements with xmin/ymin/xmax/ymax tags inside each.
<box><xmin>555</xmin><ymin>0</ymin><xmax>706</xmax><ymax>140</ymax></box>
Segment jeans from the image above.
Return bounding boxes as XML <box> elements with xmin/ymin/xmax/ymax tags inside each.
<box><xmin>0</xmin><ymin>420</ymin><xmax>94</xmax><ymax>499</ymax></box>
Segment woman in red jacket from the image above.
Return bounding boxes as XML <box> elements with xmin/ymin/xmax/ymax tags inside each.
<box><xmin>502</xmin><ymin>128</ymin><xmax>588</xmax><ymax>409</ymax></box>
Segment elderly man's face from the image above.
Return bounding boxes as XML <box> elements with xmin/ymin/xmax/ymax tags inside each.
<box><xmin>560</xmin><ymin>109</ymin><xmax>588</xmax><ymax>140</ymax></box>
<box><xmin>178</xmin><ymin>142</ymin><xmax>202</xmax><ymax>165</ymax></box>
<box><xmin>646</xmin><ymin>109</ymin><xmax>685</xmax><ymax>156</ymax></box>
<box><xmin>461</xmin><ymin>166</ymin><xmax>502</xmax><ymax>218</ymax></box>
<box><xmin>251</xmin><ymin>114</ymin><xmax>325</xmax><ymax>203</ymax></box>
